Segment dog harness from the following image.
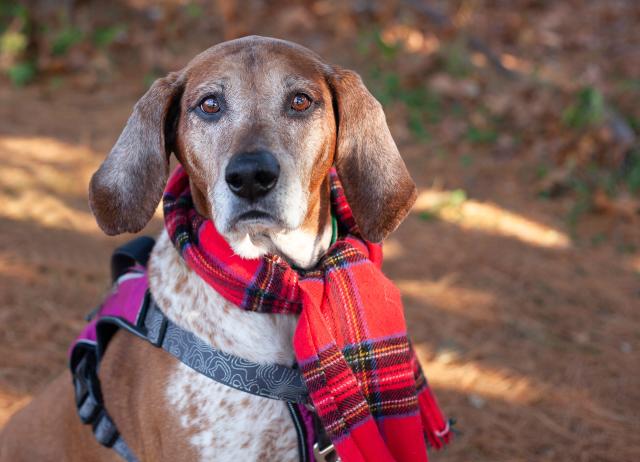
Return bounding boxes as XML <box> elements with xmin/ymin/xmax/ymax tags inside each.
<box><xmin>69</xmin><ymin>237</ymin><xmax>325</xmax><ymax>462</ymax></box>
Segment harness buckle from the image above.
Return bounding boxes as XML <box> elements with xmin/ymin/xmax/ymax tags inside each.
<box><xmin>93</xmin><ymin>411</ymin><xmax>119</xmax><ymax>448</ymax></box>
<box><xmin>72</xmin><ymin>354</ymin><xmax>102</xmax><ymax>424</ymax></box>
<box><xmin>313</xmin><ymin>442</ymin><xmax>340</xmax><ymax>462</ymax></box>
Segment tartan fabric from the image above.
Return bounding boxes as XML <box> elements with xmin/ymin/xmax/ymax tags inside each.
<box><xmin>164</xmin><ymin>166</ymin><xmax>451</xmax><ymax>462</ymax></box>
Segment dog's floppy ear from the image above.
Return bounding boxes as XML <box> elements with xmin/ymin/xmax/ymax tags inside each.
<box><xmin>328</xmin><ymin>67</ymin><xmax>417</xmax><ymax>242</ymax></box>
<box><xmin>89</xmin><ymin>72</ymin><xmax>183</xmax><ymax>235</ymax></box>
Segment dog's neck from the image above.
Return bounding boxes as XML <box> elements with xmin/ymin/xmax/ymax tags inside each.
<box><xmin>267</xmin><ymin>176</ymin><xmax>334</xmax><ymax>269</ymax></box>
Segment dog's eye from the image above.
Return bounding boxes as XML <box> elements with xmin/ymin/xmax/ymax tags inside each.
<box><xmin>291</xmin><ymin>93</ymin><xmax>312</xmax><ymax>112</ymax></box>
<box><xmin>200</xmin><ymin>96</ymin><xmax>220</xmax><ymax>114</ymax></box>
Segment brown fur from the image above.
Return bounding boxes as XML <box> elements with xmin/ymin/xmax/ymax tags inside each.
<box><xmin>0</xmin><ymin>333</ymin><xmax>198</xmax><ymax>462</ymax></box>
<box><xmin>329</xmin><ymin>68</ymin><xmax>417</xmax><ymax>242</ymax></box>
<box><xmin>0</xmin><ymin>374</ymin><xmax>118</xmax><ymax>462</ymax></box>
<box><xmin>89</xmin><ymin>72</ymin><xmax>183</xmax><ymax>236</ymax></box>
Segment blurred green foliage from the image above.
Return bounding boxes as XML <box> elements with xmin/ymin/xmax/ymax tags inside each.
<box><xmin>562</xmin><ymin>151</ymin><xmax>640</xmax><ymax>236</ymax></box>
<box><xmin>623</xmin><ymin>149</ymin><xmax>640</xmax><ymax>193</ymax></box>
<box><xmin>185</xmin><ymin>2</ymin><xmax>203</xmax><ymax>19</ymax></box>
<box><xmin>441</xmin><ymin>36</ymin><xmax>473</xmax><ymax>78</ymax></box>
<box><xmin>51</xmin><ymin>26</ymin><xmax>83</xmax><ymax>56</ymax></box>
<box><xmin>92</xmin><ymin>25</ymin><xmax>125</xmax><ymax>49</ymax></box>
<box><xmin>0</xmin><ymin>2</ymin><xmax>34</xmax><ymax>85</ymax></box>
<box><xmin>460</xmin><ymin>153</ymin><xmax>474</xmax><ymax>168</ymax></box>
<box><xmin>466</xmin><ymin>125</ymin><xmax>498</xmax><ymax>144</ymax></box>
<box><xmin>554</xmin><ymin>85</ymin><xmax>639</xmax><ymax>232</ymax></box>
<box><xmin>563</xmin><ymin>87</ymin><xmax>605</xmax><ymax>129</ymax></box>
<box><xmin>7</xmin><ymin>60</ymin><xmax>35</xmax><ymax>85</ymax></box>
<box><xmin>0</xmin><ymin>1</ymin><xmax>126</xmax><ymax>85</ymax></box>
<box><xmin>359</xmin><ymin>28</ymin><xmax>444</xmax><ymax>142</ymax></box>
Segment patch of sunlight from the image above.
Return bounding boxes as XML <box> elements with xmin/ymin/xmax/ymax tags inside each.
<box><xmin>0</xmin><ymin>136</ymin><xmax>98</xmax><ymax>196</ymax></box>
<box><xmin>0</xmin><ymin>189</ymin><xmax>98</xmax><ymax>233</ymax></box>
<box><xmin>382</xmin><ymin>238</ymin><xmax>404</xmax><ymax>260</ymax></box>
<box><xmin>414</xmin><ymin>343</ymin><xmax>541</xmax><ymax>405</ymax></box>
<box><xmin>381</xmin><ymin>24</ymin><xmax>440</xmax><ymax>54</ymax></box>
<box><xmin>500</xmin><ymin>53</ymin><xmax>534</xmax><ymax>74</ymax></box>
<box><xmin>397</xmin><ymin>277</ymin><xmax>496</xmax><ymax>322</ymax></box>
<box><xmin>153</xmin><ymin>202</ymin><xmax>165</xmax><ymax>220</ymax></box>
<box><xmin>0</xmin><ymin>388</ymin><xmax>31</xmax><ymax>428</ymax></box>
<box><xmin>0</xmin><ymin>135</ymin><xmax>101</xmax><ymax>233</ymax></box>
<box><xmin>471</xmin><ymin>52</ymin><xmax>487</xmax><ymax>68</ymax></box>
<box><xmin>0</xmin><ymin>136</ymin><xmax>96</xmax><ymax>162</ymax></box>
<box><xmin>413</xmin><ymin>189</ymin><xmax>571</xmax><ymax>249</ymax></box>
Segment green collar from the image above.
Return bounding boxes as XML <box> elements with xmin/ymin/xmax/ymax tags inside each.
<box><xmin>330</xmin><ymin>214</ymin><xmax>338</xmax><ymax>246</ymax></box>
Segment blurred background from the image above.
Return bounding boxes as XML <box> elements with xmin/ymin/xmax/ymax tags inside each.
<box><xmin>0</xmin><ymin>1</ymin><xmax>639</xmax><ymax>460</ymax></box>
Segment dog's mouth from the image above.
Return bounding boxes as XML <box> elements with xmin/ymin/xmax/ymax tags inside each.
<box><xmin>237</xmin><ymin>210</ymin><xmax>273</xmax><ymax>221</ymax></box>
<box><xmin>229</xmin><ymin>209</ymin><xmax>285</xmax><ymax>232</ymax></box>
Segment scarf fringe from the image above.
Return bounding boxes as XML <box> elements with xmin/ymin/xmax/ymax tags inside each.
<box><xmin>419</xmin><ymin>387</ymin><xmax>452</xmax><ymax>449</ymax></box>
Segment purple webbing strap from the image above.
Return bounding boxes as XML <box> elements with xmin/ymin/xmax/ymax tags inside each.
<box><xmin>297</xmin><ymin>404</ymin><xmax>316</xmax><ymax>462</ymax></box>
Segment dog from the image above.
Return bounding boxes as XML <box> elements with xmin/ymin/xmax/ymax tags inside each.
<box><xmin>0</xmin><ymin>35</ymin><xmax>417</xmax><ymax>461</ymax></box>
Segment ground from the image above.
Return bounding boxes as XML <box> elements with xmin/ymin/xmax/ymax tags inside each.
<box><xmin>0</xmin><ymin>1</ymin><xmax>638</xmax><ymax>461</ymax></box>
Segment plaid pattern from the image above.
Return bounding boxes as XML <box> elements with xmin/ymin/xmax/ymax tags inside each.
<box><xmin>164</xmin><ymin>167</ymin><xmax>451</xmax><ymax>462</ymax></box>
<box><xmin>300</xmin><ymin>336</ymin><xmax>418</xmax><ymax>434</ymax></box>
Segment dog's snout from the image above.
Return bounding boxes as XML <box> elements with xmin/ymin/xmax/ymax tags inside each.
<box><xmin>225</xmin><ymin>151</ymin><xmax>280</xmax><ymax>201</ymax></box>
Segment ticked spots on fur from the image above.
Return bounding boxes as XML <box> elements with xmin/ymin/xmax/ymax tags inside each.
<box><xmin>148</xmin><ymin>231</ymin><xmax>299</xmax><ymax>461</ymax></box>
<box><xmin>166</xmin><ymin>364</ymin><xmax>298</xmax><ymax>461</ymax></box>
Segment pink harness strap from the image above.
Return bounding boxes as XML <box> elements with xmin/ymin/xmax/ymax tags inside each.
<box><xmin>69</xmin><ymin>267</ymin><xmax>148</xmax><ymax>354</ymax></box>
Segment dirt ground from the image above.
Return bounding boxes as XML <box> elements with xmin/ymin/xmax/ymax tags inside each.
<box><xmin>0</xmin><ymin>1</ymin><xmax>639</xmax><ymax>461</ymax></box>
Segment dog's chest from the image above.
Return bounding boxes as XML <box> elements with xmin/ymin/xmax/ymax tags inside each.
<box><xmin>148</xmin><ymin>231</ymin><xmax>299</xmax><ymax>461</ymax></box>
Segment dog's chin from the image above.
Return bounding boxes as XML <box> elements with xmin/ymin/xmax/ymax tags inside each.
<box><xmin>227</xmin><ymin>210</ymin><xmax>288</xmax><ymax>237</ymax></box>
<box><xmin>221</xmin><ymin>211</ymin><xmax>294</xmax><ymax>260</ymax></box>
<box><xmin>232</xmin><ymin>211</ymin><xmax>283</xmax><ymax>232</ymax></box>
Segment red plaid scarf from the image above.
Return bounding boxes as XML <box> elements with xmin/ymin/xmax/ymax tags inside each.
<box><xmin>164</xmin><ymin>166</ymin><xmax>451</xmax><ymax>461</ymax></box>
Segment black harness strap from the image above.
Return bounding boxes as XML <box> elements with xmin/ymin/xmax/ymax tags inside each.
<box><xmin>73</xmin><ymin>350</ymin><xmax>140</xmax><ymax>462</ymax></box>
<box><xmin>110</xmin><ymin>236</ymin><xmax>156</xmax><ymax>282</ymax></box>
<box><xmin>142</xmin><ymin>299</ymin><xmax>308</xmax><ymax>402</ymax></box>
<box><xmin>287</xmin><ymin>402</ymin><xmax>309</xmax><ymax>462</ymax></box>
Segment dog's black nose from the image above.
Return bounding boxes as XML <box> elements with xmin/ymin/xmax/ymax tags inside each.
<box><xmin>225</xmin><ymin>150</ymin><xmax>280</xmax><ymax>200</ymax></box>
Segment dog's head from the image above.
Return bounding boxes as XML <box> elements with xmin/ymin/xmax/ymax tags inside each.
<box><xmin>90</xmin><ymin>36</ymin><xmax>416</xmax><ymax>261</ymax></box>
